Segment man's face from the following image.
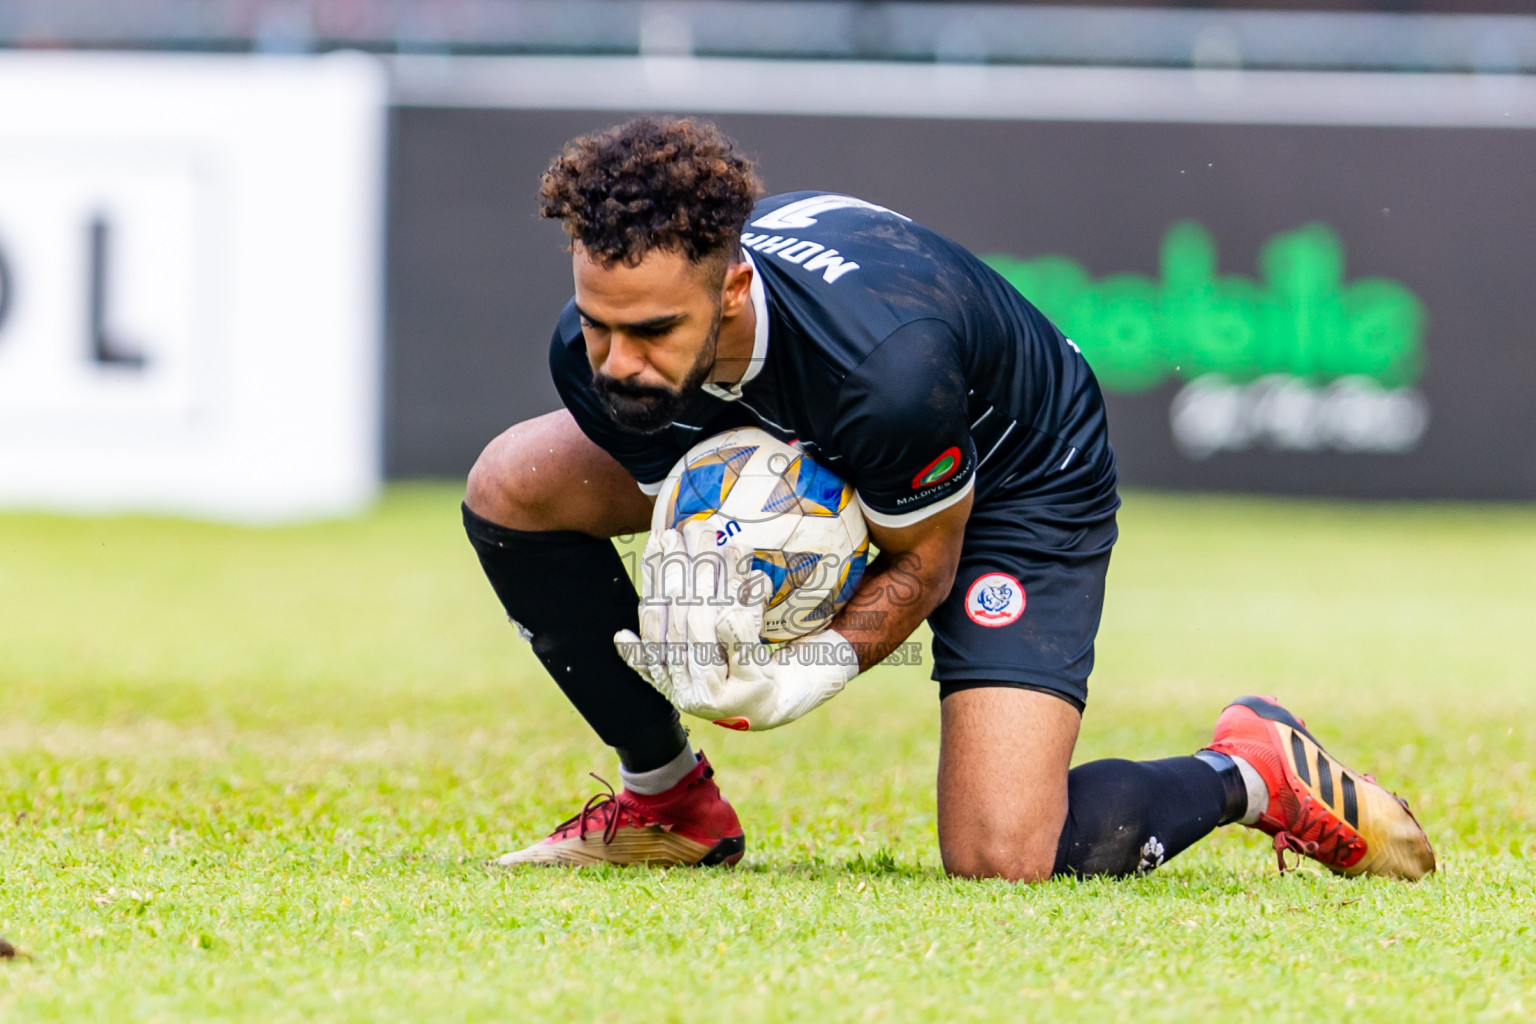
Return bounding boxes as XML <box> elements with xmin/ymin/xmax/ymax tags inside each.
<box><xmin>573</xmin><ymin>245</ymin><xmax>723</xmax><ymax>434</ymax></box>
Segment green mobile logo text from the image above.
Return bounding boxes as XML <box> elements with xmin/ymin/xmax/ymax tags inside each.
<box><xmin>983</xmin><ymin>222</ymin><xmax>1426</xmax><ymax>394</ymax></box>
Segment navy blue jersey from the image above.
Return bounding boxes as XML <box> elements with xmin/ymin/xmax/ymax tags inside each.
<box><xmin>551</xmin><ymin>191</ymin><xmax>1112</xmax><ymax>529</ymax></box>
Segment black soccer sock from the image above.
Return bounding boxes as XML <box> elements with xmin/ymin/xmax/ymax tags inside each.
<box><xmin>1052</xmin><ymin>756</ymin><xmax>1244</xmax><ymax>878</ymax></box>
<box><xmin>462</xmin><ymin>504</ymin><xmax>688</xmax><ymax>772</ymax></box>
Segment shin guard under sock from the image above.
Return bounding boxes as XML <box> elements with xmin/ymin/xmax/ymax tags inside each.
<box><xmin>1053</xmin><ymin>756</ymin><xmax>1230</xmax><ymax>878</ymax></box>
<box><xmin>462</xmin><ymin>504</ymin><xmax>687</xmax><ymax>771</ymax></box>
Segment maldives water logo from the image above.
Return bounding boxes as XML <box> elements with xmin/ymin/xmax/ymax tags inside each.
<box><xmin>984</xmin><ymin>222</ymin><xmax>1429</xmax><ymax>458</ymax></box>
<box><xmin>912</xmin><ymin>446</ymin><xmax>962</xmax><ymax>488</ymax></box>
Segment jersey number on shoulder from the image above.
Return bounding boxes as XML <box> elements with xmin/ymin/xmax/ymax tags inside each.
<box><xmin>750</xmin><ymin>194</ymin><xmax>910</xmax><ymax>230</ymax></box>
<box><xmin>744</xmin><ymin>195</ymin><xmax>910</xmax><ymax>286</ymax></box>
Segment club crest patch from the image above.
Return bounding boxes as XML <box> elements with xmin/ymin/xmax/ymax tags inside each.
<box><xmin>964</xmin><ymin>572</ymin><xmax>1025</xmax><ymax>627</ymax></box>
<box><xmin>911</xmin><ymin>446</ymin><xmax>962</xmax><ymax>489</ymax></box>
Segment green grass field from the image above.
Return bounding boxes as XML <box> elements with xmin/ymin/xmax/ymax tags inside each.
<box><xmin>2</xmin><ymin>485</ymin><xmax>1533</xmax><ymax>1022</ymax></box>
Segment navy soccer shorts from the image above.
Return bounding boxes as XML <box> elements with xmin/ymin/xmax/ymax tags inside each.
<box><xmin>927</xmin><ymin>449</ymin><xmax>1119</xmax><ymax>713</ymax></box>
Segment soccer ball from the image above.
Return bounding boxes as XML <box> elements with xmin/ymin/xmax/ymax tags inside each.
<box><xmin>651</xmin><ymin>427</ymin><xmax>870</xmax><ymax>642</ymax></box>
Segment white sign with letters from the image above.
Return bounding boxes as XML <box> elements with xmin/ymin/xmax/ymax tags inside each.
<box><xmin>0</xmin><ymin>53</ymin><xmax>385</xmax><ymax>522</ymax></box>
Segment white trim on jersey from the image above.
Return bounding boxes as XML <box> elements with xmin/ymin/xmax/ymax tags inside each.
<box><xmin>977</xmin><ymin>420</ymin><xmax>1019</xmax><ymax>468</ymax></box>
<box><xmin>702</xmin><ymin>251</ymin><xmax>770</xmax><ymax>403</ymax></box>
<box><xmin>636</xmin><ymin>477</ymin><xmax>666</xmax><ymax>497</ymax></box>
<box><xmin>856</xmin><ymin>475</ymin><xmax>975</xmax><ymax>531</ymax></box>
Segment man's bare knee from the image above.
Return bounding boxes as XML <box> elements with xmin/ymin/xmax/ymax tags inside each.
<box><xmin>464</xmin><ymin>443</ymin><xmax>508</xmax><ymax>521</ymax></box>
<box><xmin>465</xmin><ymin>426</ymin><xmax>554</xmax><ymax>530</ymax></box>
<box><xmin>465</xmin><ymin>411</ymin><xmax>654</xmax><ymax>536</ymax></box>
<box><xmin>941</xmin><ymin>836</ymin><xmax>1056</xmax><ymax>883</ymax></box>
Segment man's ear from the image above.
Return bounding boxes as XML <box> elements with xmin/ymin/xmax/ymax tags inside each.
<box><xmin>721</xmin><ymin>258</ymin><xmax>754</xmax><ymax>317</ymax></box>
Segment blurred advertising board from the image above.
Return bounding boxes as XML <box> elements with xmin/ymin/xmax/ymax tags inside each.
<box><xmin>0</xmin><ymin>53</ymin><xmax>385</xmax><ymax>522</ymax></box>
<box><xmin>387</xmin><ymin>58</ymin><xmax>1536</xmax><ymax>500</ymax></box>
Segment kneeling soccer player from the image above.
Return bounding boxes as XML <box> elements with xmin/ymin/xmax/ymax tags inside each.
<box><xmin>463</xmin><ymin>117</ymin><xmax>1434</xmax><ymax>881</ymax></box>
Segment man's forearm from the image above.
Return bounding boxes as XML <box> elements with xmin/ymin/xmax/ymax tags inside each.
<box><xmin>828</xmin><ymin>551</ymin><xmax>953</xmax><ymax>672</ymax></box>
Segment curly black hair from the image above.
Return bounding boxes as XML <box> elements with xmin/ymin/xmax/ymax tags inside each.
<box><xmin>538</xmin><ymin>116</ymin><xmax>762</xmax><ymax>272</ymax></box>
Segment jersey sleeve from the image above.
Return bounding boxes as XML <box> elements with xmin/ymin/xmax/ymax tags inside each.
<box><xmin>548</xmin><ymin>304</ymin><xmax>684</xmax><ymax>495</ymax></box>
<box><xmin>832</xmin><ymin>319</ymin><xmax>977</xmax><ymax>529</ymax></box>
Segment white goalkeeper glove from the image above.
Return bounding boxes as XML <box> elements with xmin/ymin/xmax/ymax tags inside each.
<box><xmin>614</xmin><ymin>530</ymin><xmax>860</xmax><ymax>731</ymax></box>
<box><xmin>612</xmin><ymin>524</ymin><xmax>722</xmax><ymax>703</ymax></box>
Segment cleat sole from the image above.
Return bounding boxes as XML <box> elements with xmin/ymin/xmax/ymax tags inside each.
<box><xmin>492</xmin><ymin>828</ymin><xmax>745</xmax><ymax>869</ymax></box>
<box><xmin>698</xmin><ymin>834</ymin><xmax>746</xmax><ymax>867</ymax></box>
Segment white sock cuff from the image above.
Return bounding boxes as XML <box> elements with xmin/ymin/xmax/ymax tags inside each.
<box><xmin>619</xmin><ymin>741</ymin><xmax>697</xmax><ymax>796</ymax></box>
<box><xmin>1229</xmin><ymin>755</ymin><xmax>1270</xmax><ymax>827</ymax></box>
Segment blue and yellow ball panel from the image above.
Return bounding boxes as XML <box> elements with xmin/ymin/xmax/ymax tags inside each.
<box><xmin>834</xmin><ymin>538</ymin><xmax>870</xmax><ymax>606</ymax></box>
<box><xmin>803</xmin><ymin>539</ymin><xmax>871</xmax><ymax>626</ymax></box>
<box><xmin>666</xmin><ymin>444</ymin><xmax>758</xmax><ymax>528</ymax></box>
<box><xmin>762</xmin><ymin>455</ymin><xmax>855</xmax><ymax>518</ymax></box>
<box><xmin>751</xmin><ymin>549</ymin><xmax>825</xmax><ymax>611</ymax></box>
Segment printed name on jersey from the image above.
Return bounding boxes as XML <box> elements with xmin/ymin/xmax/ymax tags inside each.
<box><xmin>740</xmin><ymin>232</ymin><xmax>860</xmax><ymax>283</ymax></box>
<box><xmin>911</xmin><ymin>446</ymin><xmax>963</xmax><ymax>489</ymax></box>
<box><xmin>965</xmin><ymin>572</ymin><xmax>1026</xmax><ymax>628</ymax></box>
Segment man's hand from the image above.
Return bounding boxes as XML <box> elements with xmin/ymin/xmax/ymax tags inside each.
<box><xmin>703</xmin><ymin>601</ymin><xmax>859</xmax><ymax>730</ymax></box>
<box><xmin>613</xmin><ymin>524</ymin><xmax>729</xmax><ymax>706</ymax></box>
<box><xmin>614</xmin><ymin>526</ymin><xmax>692</xmax><ymax>700</ymax></box>
<box><xmin>614</xmin><ymin>530</ymin><xmax>859</xmax><ymax>730</ymax></box>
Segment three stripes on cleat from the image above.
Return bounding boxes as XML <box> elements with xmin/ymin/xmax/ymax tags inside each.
<box><xmin>1287</xmin><ymin>729</ymin><xmax>1359</xmax><ymax>829</ymax></box>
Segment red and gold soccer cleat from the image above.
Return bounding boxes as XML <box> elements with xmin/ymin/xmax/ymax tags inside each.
<box><xmin>1205</xmin><ymin>696</ymin><xmax>1436</xmax><ymax>880</ymax></box>
<box><xmin>492</xmin><ymin>752</ymin><xmax>745</xmax><ymax>868</ymax></box>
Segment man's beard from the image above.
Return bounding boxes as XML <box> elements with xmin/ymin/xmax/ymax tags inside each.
<box><xmin>589</xmin><ymin>314</ymin><xmax>720</xmax><ymax>435</ymax></box>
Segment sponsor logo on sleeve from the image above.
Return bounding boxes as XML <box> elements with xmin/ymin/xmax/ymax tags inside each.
<box><xmin>911</xmin><ymin>446</ymin><xmax>963</xmax><ymax>489</ymax></box>
<box><xmin>964</xmin><ymin>572</ymin><xmax>1026</xmax><ymax>627</ymax></box>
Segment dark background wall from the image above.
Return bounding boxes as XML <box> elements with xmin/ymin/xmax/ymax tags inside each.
<box><xmin>385</xmin><ymin>106</ymin><xmax>1536</xmax><ymax>497</ymax></box>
